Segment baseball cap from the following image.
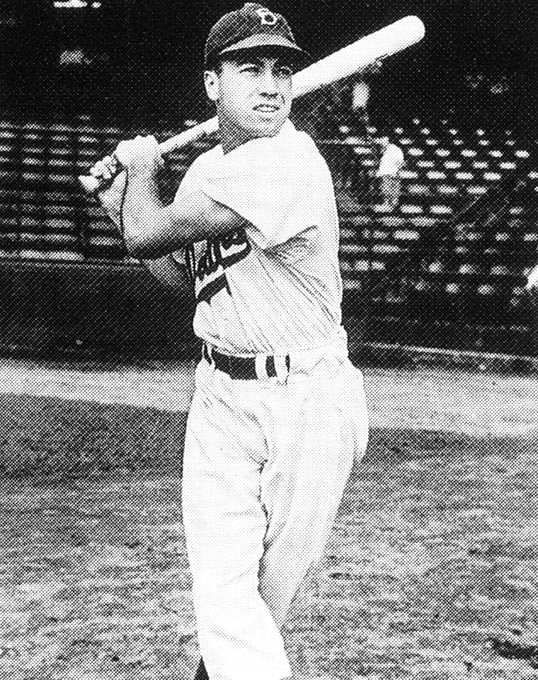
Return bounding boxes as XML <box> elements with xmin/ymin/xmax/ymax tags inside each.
<box><xmin>204</xmin><ymin>3</ymin><xmax>308</xmax><ymax>68</ymax></box>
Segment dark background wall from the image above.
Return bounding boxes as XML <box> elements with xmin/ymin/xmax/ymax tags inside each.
<box><xmin>0</xmin><ymin>1</ymin><xmax>535</xmax><ymax>360</ymax></box>
<box><xmin>1</xmin><ymin>0</ymin><xmax>537</xmax><ymax>129</ymax></box>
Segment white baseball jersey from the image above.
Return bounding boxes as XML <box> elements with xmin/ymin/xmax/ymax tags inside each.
<box><xmin>377</xmin><ymin>142</ymin><xmax>405</xmax><ymax>177</ymax></box>
<box><xmin>175</xmin><ymin>120</ymin><xmax>343</xmax><ymax>355</ymax></box>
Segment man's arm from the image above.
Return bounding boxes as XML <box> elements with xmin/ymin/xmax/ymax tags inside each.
<box><xmin>143</xmin><ymin>254</ymin><xmax>191</xmax><ymax>290</ymax></box>
<box><xmin>93</xmin><ymin>136</ymin><xmax>248</xmax><ymax>260</ymax></box>
<box><xmin>123</xmin><ymin>177</ymin><xmax>246</xmax><ymax>259</ymax></box>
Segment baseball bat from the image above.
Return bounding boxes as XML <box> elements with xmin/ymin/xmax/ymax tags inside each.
<box><xmin>79</xmin><ymin>15</ymin><xmax>425</xmax><ymax>194</ymax></box>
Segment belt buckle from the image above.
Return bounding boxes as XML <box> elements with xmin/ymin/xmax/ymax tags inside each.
<box><xmin>205</xmin><ymin>344</ymin><xmax>290</xmax><ymax>383</ymax></box>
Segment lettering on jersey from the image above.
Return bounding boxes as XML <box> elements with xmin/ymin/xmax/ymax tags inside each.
<box><xmin>185</xmin><ymin>228</ymin><xmax>251</xmax><ymax>304</ymax></box>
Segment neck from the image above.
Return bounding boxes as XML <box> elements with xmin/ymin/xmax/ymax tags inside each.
<box><xmin>220</xmin><ymin>129</ymin><xmax>252</xmax><ymax>154</ymax></box>
<box><xmin>217</xmin><ymin>111</ymin><xmax>287</xmax><ymax>154</ymax></box>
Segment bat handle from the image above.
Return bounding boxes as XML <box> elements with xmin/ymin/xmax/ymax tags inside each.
<box><xmin>78</xmin><ymin>117</ymin><xmax>219</xmax><ymax>195</ymax></box>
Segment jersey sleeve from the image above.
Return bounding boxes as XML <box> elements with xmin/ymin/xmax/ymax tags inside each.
<box><xmin>176</xmin><ymin>153</ymin><xmax>205</xmax><ymax>196</ymax></box>
<box><xmin>196</xmin><ymin>123</ymin><xmax>323</xmax><ymax>249</ymax></box>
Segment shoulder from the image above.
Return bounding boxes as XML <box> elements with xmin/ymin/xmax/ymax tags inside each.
<box><xmin>229</xmin><ymin>122</ymin><xmax>324</xmax><ymax>170</ymax></box>
<box><xmin>394</xmin><ymin>145</ymin><xmax>405</xmax><ymax>161</ymax></box>
<box><xmin>270</xmin><ymin>121</ymin><xmax>323</xmax><ymax>163</ymax></box>
<box><xmin>188</xmin><ymin>143</ymin><xmax>223</xmax><ymax>174</ymax></box>
<box><xmin>179</xmin><ymin>144</ymin><xmax>223</xmax><ymax>192</ymax></box>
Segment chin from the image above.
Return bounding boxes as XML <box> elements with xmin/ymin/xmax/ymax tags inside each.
<box><xmin>251</xmin><ymin>125</ymin><xmax>280</xmax><ymax>138</ymax></box>
<box><xmin>250</xmin><ymin>117</ymin><xmax>286</xmax><ymax>138</ymax></box>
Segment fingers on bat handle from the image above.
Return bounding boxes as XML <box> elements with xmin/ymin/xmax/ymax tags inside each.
<box><xmin>78</xmin><ymin>154</ymin><xmax>122</xmax><ymax>195</ymax></box>
<box><xmin>79</xmin><ymin>172</ymin><xmax>111</xmax><ymax>194</ymax></box>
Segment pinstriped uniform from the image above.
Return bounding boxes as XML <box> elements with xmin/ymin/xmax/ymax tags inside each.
<box><xmin>178</xmin><ymin>120</ymin><xmax>369</xmax><ymax>680</ymax></box>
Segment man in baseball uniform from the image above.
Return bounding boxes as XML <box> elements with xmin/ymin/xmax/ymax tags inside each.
<box><xmin>91</xmin><ymin>4</ymin><xmax>369</xmax><ymax>679</ymax></box>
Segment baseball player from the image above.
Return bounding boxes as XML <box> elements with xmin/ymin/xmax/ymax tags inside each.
<box><xmin>91</xmin><ymin>4</ymin><xmax>369</xmax><ymax>679</ymax></box>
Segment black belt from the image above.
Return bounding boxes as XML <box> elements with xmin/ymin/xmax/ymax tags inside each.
<box><xmin>204</xmin><ymin>344</ymin><xmax>290</xmax><ymax>380</ymax></box>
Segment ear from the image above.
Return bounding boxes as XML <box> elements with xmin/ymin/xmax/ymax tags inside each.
<box><xmin>204</xmin><ymin>70</ymin><xmax>220</xmax><ymax>102</ymax></box>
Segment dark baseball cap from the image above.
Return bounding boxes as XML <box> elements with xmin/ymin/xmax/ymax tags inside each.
<box><xmin>204</xmin><ymin>3</ymin><xmax>308</xmax><ymax>68</ymax></box>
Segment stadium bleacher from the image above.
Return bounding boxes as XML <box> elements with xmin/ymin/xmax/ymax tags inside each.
<box><xmin>332</xmin><ymin>118</ymin><xmax>537</xmax><ymax>352</ymax></box>
<box><xmin>0</xmin><ymin>114</ymin><xmax>535</xmax><ymax>357</ymax></box>
<box><xmin>0</xmin><ymin>116</ymin><xmax>203</xmax><ymax>264</ymax></box>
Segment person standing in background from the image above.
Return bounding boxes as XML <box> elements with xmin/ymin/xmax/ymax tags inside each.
<box><xmin>376</xmin><ymin>134</ymin><xmax>405</xmax><ymax>211</ymax></box>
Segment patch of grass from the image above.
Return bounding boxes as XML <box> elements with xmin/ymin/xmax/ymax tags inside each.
<box><xmin>0</xmin><ymin>391</ymin><xmax>532</xmax><ymax>486</ymax></box>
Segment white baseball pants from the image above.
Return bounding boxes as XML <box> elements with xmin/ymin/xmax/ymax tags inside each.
<box><xmin>182</xmin><ymin>339</ymin><xmax>369</xmax><ymax>680</ymax></box>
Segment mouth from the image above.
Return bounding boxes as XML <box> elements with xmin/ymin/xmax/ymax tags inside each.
<box><xmin>253</xmin><ymin>104</ymin><xmax>280</xmax><ymax>114</ymax></box>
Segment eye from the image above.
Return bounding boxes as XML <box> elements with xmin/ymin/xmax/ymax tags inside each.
<box><xmin>240</xmin><ymin>63</ymin><xmax>260</xmax><ymax>74</ymax></box>
<box><xmin>277</xmin><ymin>65</ymin><xmax>293</xmax><ymax>78</ymax></box>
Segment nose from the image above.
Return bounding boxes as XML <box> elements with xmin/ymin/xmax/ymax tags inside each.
<box><xmin>258</xmin><ymin>68</ymin><xmax>279</xmax><ymax>96</ymax></box>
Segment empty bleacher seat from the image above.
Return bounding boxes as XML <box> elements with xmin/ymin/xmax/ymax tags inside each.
<box><xmin>0</xmin><ymin>114</ymin><xmax>535</xmax><ymax>339</ymax></box>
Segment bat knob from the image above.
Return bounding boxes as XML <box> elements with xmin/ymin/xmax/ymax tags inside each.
<box><xmin>79</xmin><ymin>153</ymin><xmax>121</xmax><ymax>195</ymax></box>
<box><xmin>78</xmin><ymin>174</ymin><xmax>102</xmax><ymax>195</ymax></box>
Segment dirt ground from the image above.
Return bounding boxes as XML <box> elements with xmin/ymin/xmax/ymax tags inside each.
<box><xmin>0</xmin><ymin>357</ymin><xmax>537</xmax><ymax>679</ymax></box>
<box><xmin>0</xmin><ymin>358</ymin><xmax>536</xmax><ymax>436</ymax></box>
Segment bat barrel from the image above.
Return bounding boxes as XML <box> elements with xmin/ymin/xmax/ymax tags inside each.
<box><xmin>79</xmin><ymin>15</ymin><xmax>425</xmax><ymax>195</ymax></box>
<box><xmin>292</xmin><ymin>16</ymin><xmax>425</xmax><ymax>97</ymax></box>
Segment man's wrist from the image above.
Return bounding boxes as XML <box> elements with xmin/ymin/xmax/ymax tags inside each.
<box><xmin>124</xmin><ymin>163</ymin><xmax>156</xmax><ymax>180</ymax></box>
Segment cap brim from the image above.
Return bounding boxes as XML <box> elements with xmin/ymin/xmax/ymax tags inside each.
<box><xmin>219</xmin><ymin>34</ymin><xmax>309</xmax><ymax>62</ymax></box>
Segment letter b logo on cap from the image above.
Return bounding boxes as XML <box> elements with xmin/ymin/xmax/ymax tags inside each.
<box><xmin>255</xmin><ymin>7</ymin><xmax>277</xmax><ymax>25</ymax></box>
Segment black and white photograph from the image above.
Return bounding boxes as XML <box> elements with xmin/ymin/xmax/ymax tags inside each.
<box><xmin>0</xmin><ymin>1</ymin><xmax>537</xmax><ymax>679</ymax></box>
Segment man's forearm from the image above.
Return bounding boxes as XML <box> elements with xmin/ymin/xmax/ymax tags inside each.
<box><xmin>112</xmin><ymin>134</ymin><xmax>249</xmax><ymax>259</ymax></box>
<box><xmin>121</xmin><ymin>172</ymin><xmax>248</xmax><ymax>260</ymax></box>
<box><xmin>121</xmin><ymin>171</ymin><xmax>167</xmax><ymax>257</ymax></box>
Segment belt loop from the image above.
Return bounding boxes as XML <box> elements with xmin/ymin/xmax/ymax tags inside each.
<box><xmin>255</xmin><ymin>354</ymin><xmax>269</xmax><ymax>381</ymax></box>
<box><xmin>274</xmin><ymin>354</ymin><xmax>291</xmax><ymax>384</ymax></box>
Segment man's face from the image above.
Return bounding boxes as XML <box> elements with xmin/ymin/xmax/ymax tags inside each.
<box><xmin>205</xmin><ymin>51</ymin><xmax>293</xmax><ymax>149</ymax></box>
